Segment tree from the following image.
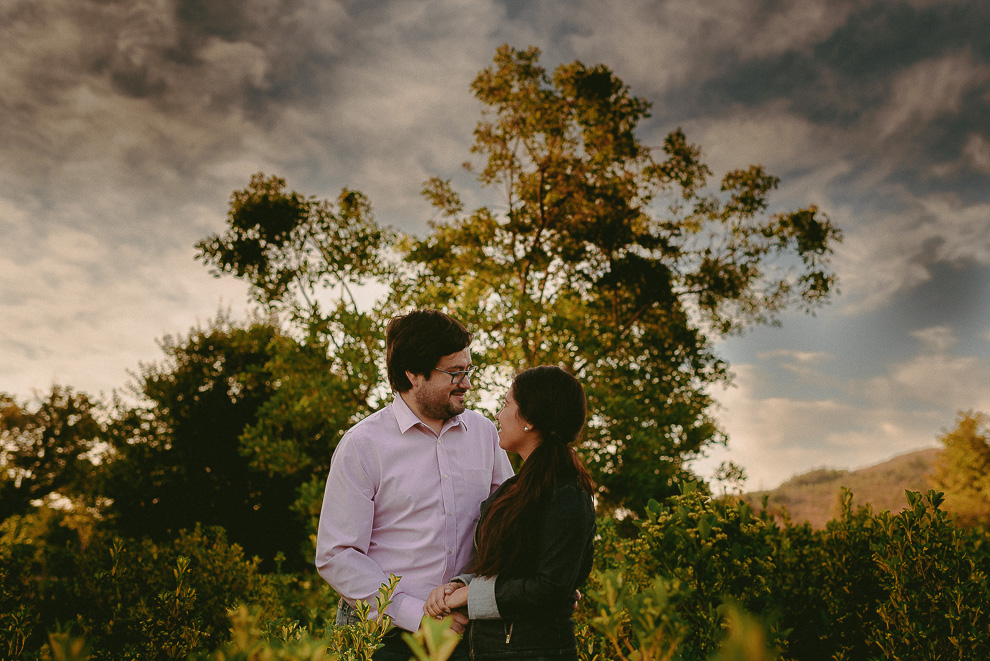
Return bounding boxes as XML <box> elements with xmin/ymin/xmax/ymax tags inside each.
<box><xmin>195</xmin><ymin>173</ymin><xmax>396</xmax><ymax>475</ymax></box>
<box><xmin>196</xmin><ymin>46</ymin><xmax>841</xmax><ymax>514</ymax></box>
<box><xmin>399</xmin><ymin>45</ymin><xmax>841</xmax><ymax>511</ymax></box>
<box><xmin>101</xmin><ymin>316</ymin><xmax>311</xmax><ymax>566</ymax></box>
<box><xmin>0</xmin><ymin>386</ymin><xmax>104</xmax><ymax>521</ymax></box>
<box><xmin>931</xmin><ymin>411</ymin><xmax>990</xmax><ymax>527</ymax></box>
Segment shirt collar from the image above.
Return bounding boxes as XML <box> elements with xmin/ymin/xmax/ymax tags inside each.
<box><xmin>391</xmin><ymin>391</ymin><xmax>467</xmax><ymax>435</ymax></box>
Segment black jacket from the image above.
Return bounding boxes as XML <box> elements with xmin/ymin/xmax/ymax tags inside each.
<box><xmin>481</xmin><ymin>473</ymin><xmax>596</xmax><ymax>620</ymax></box>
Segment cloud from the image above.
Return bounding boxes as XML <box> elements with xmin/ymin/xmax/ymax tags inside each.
<box><xmin>699</xmin><ymin>323</ymin><xmax>990</xmax><ymax>489</ymax></box>
<box><xmin>861</xmin><ymin>326</ymin><xmax>990</xmax><ymax>412</ymax></box>
<box><xmin>757</xmin><ymin>349</ymin><xmax>832</xmax><ymax>377</ymax></box>
<box><xmin>0</xmin><ymin>227</ymin><xmax>252</xmax><ymax>398</ymax></box>
<box><xmin>0</xmin><ymin>0</ymin><xmax>512</xmax><ymax>399</ymax></box>
<box><xmin>560</xmin><ymin>0</ymin><xmax>858</xmax><ymax>103</ymax></box>
<box><xmin>910</xmin><ymin>325</ymin><xmax>957</xmax><ymax>352</ymax></box>
<box><xmin>837</xmin><ymin>193</ymin><xmax>990</xmax><ymax>312</ymax></box>
<box><xmin>696</xmin><ymin>363</ymin><xmax>942</xmax><ymax>490</ymax></box>
<box><xmin>677</xmin><ymin>102</ymin><xmax>850</xmax><ymax>194</ymax></box>
<box><xmin>963</xmin><ymin>134</ymin><xmax>990</xmax><ymax>174</ymax></box>
<box><xmin>874</xmin><ymin>51</ymin><xmax>990</xmax><ymax>141</ymax></box>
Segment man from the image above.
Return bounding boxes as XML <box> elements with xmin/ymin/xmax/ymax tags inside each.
<box><xmin>315</xmin><ymin>309</ymin><xmax>514</xmax><ymax>659</ymax></box>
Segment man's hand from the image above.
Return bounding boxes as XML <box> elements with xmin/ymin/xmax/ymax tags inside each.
<box><xmin>424</xmin><ymin>581</ymin><xmax>463</xmax><ymax>618</ymax></box>
<box><xmin>448</xmin><ymin>609</ymin><xmax>469</xmax><ymax>633</ymax></box>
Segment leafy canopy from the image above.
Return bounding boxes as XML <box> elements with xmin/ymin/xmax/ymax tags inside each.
<box><xmin>195</xmin><ymin>44</ymin><xmax>842</xmax><ymax>513</ymax></box>
<box><xmin>400</xmin><ymin>45</ymin><xmax>842</xmax><ymax>509</ymax></box>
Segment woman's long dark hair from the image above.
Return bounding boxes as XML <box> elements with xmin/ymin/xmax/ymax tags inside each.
<box><xmin>470</xmin><ymin>365</ymin><xmax>595</xmax><ymax>577</ymax></box>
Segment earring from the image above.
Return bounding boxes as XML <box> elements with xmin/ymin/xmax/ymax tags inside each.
<box><xmin>524</xmin><ymin>426</ymin><xmax>530</xmax><ymax>431</ymax></box>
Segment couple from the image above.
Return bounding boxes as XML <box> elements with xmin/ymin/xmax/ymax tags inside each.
<box><xmin>315</xmin><ymin>309</ymin><xmax>596</xmax><ymax>660</ymax></box>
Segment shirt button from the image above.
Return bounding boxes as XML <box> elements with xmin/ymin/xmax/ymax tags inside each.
<box><xmin>443</xmin><ymin>474</ymin><xmax>449</xmax><ymax>479</ymax></box>
<box><xmin>448</xmin><ymin>549</ymin><xmax>453</xmax><ymax>554</ymax></box>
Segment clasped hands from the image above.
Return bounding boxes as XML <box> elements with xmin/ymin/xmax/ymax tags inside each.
<box><xmin>423</xmin><ymin>581</ymin><xmax>469</xmax><ymax>633</ymax></box>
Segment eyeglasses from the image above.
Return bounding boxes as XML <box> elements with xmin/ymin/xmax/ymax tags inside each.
<box><xmin>433</xmin><ymin>365</ymin><xmax>478</xmax><ymax>385</ymax></box>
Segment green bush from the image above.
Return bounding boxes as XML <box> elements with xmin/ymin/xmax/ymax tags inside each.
<box><xmin>4</xmin><ymin>488</ymin><xmax>990</xmax><ymax>661</ymax></box>
<box><xmin>583</xmin><ymin>482</ymin><xmax>785</xmax><ymax>659</ymax></box>
<box><xmin>0</xmin><ymin>507</ymin><xmax>286</xmax><ymax>660</ymax></box>
<box><xmin>869</xmin><ymin>490</ymin><xmax>989</xmax><ymax>660</ymax></box>
<box><xmin>577</xmin><ymin>486</ymin><xmax>990</xmax><ymax>660</ymax></box>
<box><xmin>765</xmin><ymin>490</ymin><xmax>886</xmax><ymax>660</ymax></box>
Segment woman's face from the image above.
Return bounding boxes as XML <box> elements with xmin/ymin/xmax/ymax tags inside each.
<box><xmin>495</xmin><ymin>389</ymin><xmax>540</xmax><ymax>460</ymax></box>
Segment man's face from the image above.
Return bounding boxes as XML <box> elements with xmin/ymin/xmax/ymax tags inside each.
<box><xmin>409</xmin><ymin>348</ymin><xmax>473</xmax><ymax>423</ymax></box>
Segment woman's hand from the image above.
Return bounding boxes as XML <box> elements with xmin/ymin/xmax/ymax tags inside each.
<box><xmin>424</xmin><ymin>581</ymin><xmax>460</xmax><ymax>618</ymax></box>
<box><xmin>445</xmin><ymin>585</ymin><xmax>469</xmax><ymax>610</ymax></box>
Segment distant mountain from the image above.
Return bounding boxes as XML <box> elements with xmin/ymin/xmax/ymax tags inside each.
<box><xmin>740</xmin><ymin>448</ymin><xmax>941</xmax><ymax>528</ymax></box>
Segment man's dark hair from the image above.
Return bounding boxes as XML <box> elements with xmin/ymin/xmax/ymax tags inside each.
<box><xmin>386</xmin><ymin>309</ymin><xmax>472</xmax><ymax>392</ymax></box>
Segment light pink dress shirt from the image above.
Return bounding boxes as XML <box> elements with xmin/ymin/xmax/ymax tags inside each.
<box><xmin>315</xmin><ymin>394</ymin><xmax>514</xmax><ymax>632</ymax></box>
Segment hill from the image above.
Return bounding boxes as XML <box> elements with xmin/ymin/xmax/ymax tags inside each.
<box><xmin>740</xmin><ymin>448</ymin><xmax>941</xmax><ymax>528</ymax></box>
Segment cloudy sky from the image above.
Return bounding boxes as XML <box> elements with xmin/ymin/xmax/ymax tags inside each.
<box><xmin>2</xmin><ymin>0</ymin><xmax>989</xmax><ymax>489</ymax></box>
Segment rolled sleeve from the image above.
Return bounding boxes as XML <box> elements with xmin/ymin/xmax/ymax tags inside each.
<box><xmin>466</xmin><ymin>575</ymin><xmax>501</xmax><ymax>620</ymax></box>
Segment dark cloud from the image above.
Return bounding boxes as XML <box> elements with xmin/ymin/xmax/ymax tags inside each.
<box><xmin>691</xmin><ymin>1</ymin><xmax>990</xmax><ymax>124</ymax></box>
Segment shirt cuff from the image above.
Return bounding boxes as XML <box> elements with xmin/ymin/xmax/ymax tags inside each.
<box><xmin>453</xmin><ymin>573</ymin><xmax>475</xmax><ymax>585</ymax></box>
<box><xmin>466</xmin><ymin>575</ymin><xmax>500</xmax><ymax>620</ymax></box>
<box><xmin>391</xmin><ymin>593</ymin><xmax>428</xmax><ymax>632</ymax></box>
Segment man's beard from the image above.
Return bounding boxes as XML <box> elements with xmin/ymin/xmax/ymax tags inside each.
<box><xmin>416</xmin><ymin>387</ymin><xmax>467</xmax><ymax>421</ymax></box>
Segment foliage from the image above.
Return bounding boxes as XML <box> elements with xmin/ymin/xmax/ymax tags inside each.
<box><xmin>194</xmin><ymin>172</ymin><xmax>393</xmax><ymax>457</ymax></box>
<box><xmin>0</xmin><ymin>505</ymin><xmax>285</xmax><ymax>660</ymax></box>
<box><xmin>931</xmin><ymin>411</ymin><xmax>990</xmax><ymax>527</ymax></box>
<box><xmin>402</xmin><ymin>615</ymin><xmax>461</xmax><ymax>661</ymax></box>
<box><xmin>196</xmin><ymin>173</ymin><xmax>394</xmax><ymax>321</ymax></box>
<box><xmin>0</xmin><ymin>386</ymin><xmax>105</xmax><ymax>521</ymax></box>
<box><xmin>573</xmin><ymin>485</ymin><xmax>990</xmax><ymax>660</ymax></box>
<box><xmin>584</xmin><ymin>570</ymin><xmax>691</xmax><ymax>660</ymax></box>
<box><xmin>583</xmin><ymin>482</ymin><xmax>784</xmax><ymax>659</ymax></box>
<box><xmin>871</xmin><ymin>490</ymin><xmax>990</xmax><ymax>660</ymax></box>
<box><xmin>195</xmin><ymin>175</ymin><xmax>395</xmax><ymax>538</ymax></box>
<box><xmin>100</xmin><ymin>315</ymin><xmax>309</xmax><ymax>567</ymax></box>
<box><xmin>397</xmin><ymin>44</ymin><xmax>842</xmax><ymax>512</ymax></box>
<box><xmin>5</xmin><ymin>486</ymin><xmax>990</xmax><ymax>660</ymax></box>
<box><xmin>764</xmin><ymin>490</ymin><xmax>885</xmax><ymax>660</ymax></box>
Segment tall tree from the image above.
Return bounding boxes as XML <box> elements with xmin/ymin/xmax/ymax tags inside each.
<box><xmin>196</xmin><ymin>46</ymin><xmax>842</xmax><ymax>514</ymax></box>
<box><xmin>399</xmin><ymin>45</ymin><xmax>842</xmax><ymax>511</ymax></box>
<box><xmin>0</xmin><ymin>386</ymin><xmax>103</xmax><ymax>521</ymax></box>
<box><xmin>195</xmin><ymin>173</ymin><xmax>395</xmax><ymax>479</ymax></box>
<box><xmin>932</xmin><ymin>411</ymin><xmax>990</xmax><ymax>527</ymax></box>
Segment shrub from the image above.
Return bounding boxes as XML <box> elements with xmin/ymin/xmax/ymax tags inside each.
<box><xmin>0</xmin><ymin>507</ymin><xmax>285</xmax><ymax>660</ymax></box>
<box><xmin>582</xmin><ymin>482</ymin><xmax>785</xmax><ymax>659</ymax></box>
<box><xmin>869</xmin><ymin>490</ymin><xmax>990</xmax><ymax>660</ymax></box>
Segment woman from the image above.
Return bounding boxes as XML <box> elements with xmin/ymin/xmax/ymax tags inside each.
<box><xmin>425</xmin><ymin>365</ymin><xmax>596</xmax><ymax>659</ymax></box>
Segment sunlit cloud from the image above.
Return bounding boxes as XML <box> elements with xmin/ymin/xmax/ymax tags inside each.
<box><xmin>910</xmin><ymin>325</ymin><xmax>957</xmax><ymax>352</ymax></box>
<box><xmin>963</xmin><ymin>134</ymin><xmax>990</xmax><ymax>174</ymax></box>
<box><xmin>702</xmin><ymin>321</ymin><xmax>990</xmax><ymax>489</ymax></box>
<box><xmin>698</xmin><ymin>364</ymin><xmax>942</xmax><ymax>490</ymax></box>
<box><xmin>836</xmin><ymin>193</ymin><xmax>990</xmax><ymax>313</ymax></box>
<box><xmin>860</xmin><ymin>327</ymin><xmax>990</xmax><ymax>412</ymax></box>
